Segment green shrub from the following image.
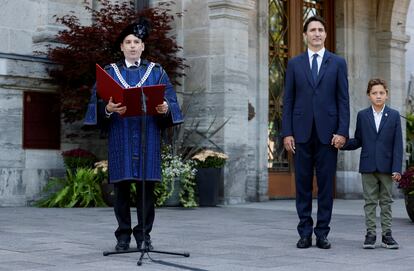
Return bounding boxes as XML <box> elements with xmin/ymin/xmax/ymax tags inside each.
<box><xmin>37</xmin><ymin>168</ymin><xmax>106</xmax><ymax>207</ymax></box>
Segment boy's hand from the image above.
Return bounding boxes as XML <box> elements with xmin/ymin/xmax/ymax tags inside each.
<box><xmin>392</xmin><ymin>172</ymin><xmax>401</xmax><ymax>182</ymax></box>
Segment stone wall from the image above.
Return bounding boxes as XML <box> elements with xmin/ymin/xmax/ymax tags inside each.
<box><xmin>168</xmin><ymin>0</ymin><xmax>268</xmax><ymax>204</ymax></box>
<box><xmin>0</xmin><ymin>0</ymin><xmax>101</xmax><ymax>206</ymax></box>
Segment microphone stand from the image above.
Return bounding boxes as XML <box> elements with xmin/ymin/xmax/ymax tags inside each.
<box><xmin>103</xmin><ymin>86</ymin><xmax>190</xmax><ymax>267</ymax></box>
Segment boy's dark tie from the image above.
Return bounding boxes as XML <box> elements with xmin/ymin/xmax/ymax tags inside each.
<box><xmin>312</xmin><ymin>53</ymin><xmax>318</xmax><ymax>83</ymax></box>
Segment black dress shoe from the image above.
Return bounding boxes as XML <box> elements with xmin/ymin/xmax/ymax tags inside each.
<box><xmin>115</xmin><ymin>240</ymin><xmax>130</xmax><ymax>251</ymax></box>
<box><xmin>316</xmin><ymin>237</ymin><xmax>331</xmax><ymax>249</ymax></box>
<box><xmin>297</xmin><ymin>237</ymin><xmax>312</xmax><ymax>248</ymax></box>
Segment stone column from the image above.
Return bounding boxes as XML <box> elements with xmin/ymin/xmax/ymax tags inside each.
<box><xmin>376</xmin><ymin>31</ymin><xmax>410</xmax><ymax>175</ymax></box>
<box><xmin>208</xmin><ymin>0</ymin><xmax>253</xmax><ymax>204</ymax></box>
<box><xmin>376</xmin><ymin>32</ymin><xmax>410</xmax><ymax>114</ymax></box>
<box><xmin>33</xmin><ymin>0</ymin><xmax>92</xmax><ymax>53</ymax></box>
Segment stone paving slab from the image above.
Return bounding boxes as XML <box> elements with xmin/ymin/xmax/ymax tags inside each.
<box><xmin>0</xmin><ymin>199</ymin><xmax>412</xmax><ymax>271</ymax></box>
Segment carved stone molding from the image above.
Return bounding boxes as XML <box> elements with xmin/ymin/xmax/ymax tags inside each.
<box><xmin>208</xmin><ymin>0</ymin><xmax>254</xmax><ymax>23</ymax></box>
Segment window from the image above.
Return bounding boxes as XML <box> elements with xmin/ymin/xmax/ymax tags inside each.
<box><xmin>23</xmin><ymin>91</ymin><xmax>60</xmax><ymax>149</ymax></box>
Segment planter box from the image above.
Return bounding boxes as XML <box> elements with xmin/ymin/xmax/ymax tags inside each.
<box><xmin>101</xmin><ymin>183</ymin><xmax>115</xmax><ymax>207</ymax></box>
<box><xmin>405</xmin><ymin>194</ymin><xmax>414</xmax><ymax>222</ymax></box>
<box><xmin>164</xmin><ymin>178</ymin><xmax>181</xmax><ymax>207</ymax></box>
<box><xmin>196</xmin><ymin>168</ymin><xmax>222</xmax><ymax>206</ymax></box>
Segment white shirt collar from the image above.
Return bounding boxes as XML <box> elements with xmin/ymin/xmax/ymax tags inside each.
<box><xmin>125</xmin><ymin>59</ymin><xmax>141</xmax><ymax>68</ymax></box>
<box><xmin>307</xmin><ymin>47</ymin><xmax>325</xmax><ymax>59</ymax></box>
<box><xmin>372</xmin><ymin>105</ymin><xmax>385</xmax><ymax>115</ymax></box>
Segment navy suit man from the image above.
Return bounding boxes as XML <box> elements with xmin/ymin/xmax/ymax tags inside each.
<box><xmin>281</xmin><ymin>15</ymin><xmax>350</xmax><ymax>249</ymax></box>
<box><xmin>341</xmin><ymin>78</ymin><xmax>402</xmax><ymax>249</ymax></box>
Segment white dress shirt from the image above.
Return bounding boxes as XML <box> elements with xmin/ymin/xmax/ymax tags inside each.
<box><xmin>125</xmin><ymin>59</ymin><xmax>141</xmax><ymax>68</ymax></box>
<box><xmin>307</xmin><ymin>47</ymin><xmax>325</xmax><ymax>74</ymax></box>
<box><xmin>372</xmin><ymin>105</ymin><xmax>385</xmax><ymax>132</ymax></box>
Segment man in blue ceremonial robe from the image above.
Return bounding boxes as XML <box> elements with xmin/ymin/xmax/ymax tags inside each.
<box><xmin>84</xmin><ymin>18</ymin><xmax>183</xmax><ymax>251</ymax></box>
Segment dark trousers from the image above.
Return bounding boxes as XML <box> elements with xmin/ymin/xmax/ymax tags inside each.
<box><xmin>114</xmin><ymin>181</ymin><xmax>155</xmax><ymax>243</ymax></box>
<box><xmin>294</xmin><ymin>124</ymin><xmax>338</xmax><ymax>239</ymax></box>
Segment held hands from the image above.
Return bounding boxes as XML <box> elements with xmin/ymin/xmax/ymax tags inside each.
<box><xmin>155</xmin><ymin>101</ymin><xmax>168</xmax><ymax>114</ymax></box>
<box><xmin>331</xmin><ymin>134</ymin><xmax>346</xmax><ymax>149</ymax></box>
<box><xmin>106</xmin><ymin>97</ymin><xmax>127</xmax><ymax>115</ymax></box>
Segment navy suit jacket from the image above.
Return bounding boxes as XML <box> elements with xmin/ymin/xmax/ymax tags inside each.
<box><xmin>281</xmin><ymin>50</ymin><xmax>350</xmax><ymax>144</ymax></box>
<box><xmin>342</xmin><ymin>106</ymin><xmax>403</xmax><ymax>174</ymax></box>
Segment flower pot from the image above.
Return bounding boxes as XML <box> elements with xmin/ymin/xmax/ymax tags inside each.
<box><xmin>164</xmin><ymin>178</ymin><xmax>181</xmax><ymax>207</ymax></box>
<box><xmin>196</xmin><ymin>168</ymin><xmax>221</xmax><ymax>206</ymax></box>
<box><xmin>100</xmin><ymin>183</ymin><xmax>115</xmax><ymax>207</ymax></box>
<box><xmin>404</xmin><ymin>194</ymin><xmax>414</xmax><ymax>222</ymax></box>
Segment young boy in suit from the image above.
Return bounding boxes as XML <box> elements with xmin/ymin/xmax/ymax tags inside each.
<box><xmin>339</xmin><ymin>78</ymin><xmax>403</xmax><ymax>249</ymax></box>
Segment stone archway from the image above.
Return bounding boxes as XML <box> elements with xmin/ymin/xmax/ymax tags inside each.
<box><xmin>376</xmin><ymin>0</ymin><xmax>411</xmax><ymax>111</ymax></box>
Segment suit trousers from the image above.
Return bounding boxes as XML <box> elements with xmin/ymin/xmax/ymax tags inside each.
<box><xmin>294</xmin><ymin>124</ymin><xmax>338</xmax><ymax>239</ymax></box>
<box><xmin>361</xmin><ymin>173</ymin><xmax>394</xmax><ymax>234</ymax></box>
<box><xmin>113</xmin><ymin>181</ymin><xmax>155</xmax><ymax>243</ymax></box>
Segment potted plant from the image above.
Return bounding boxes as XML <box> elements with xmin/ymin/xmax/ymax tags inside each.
<box><xmin>37</xmin><ymin>148</ymin><xmax>106</xmax><ymax>207</ymax></box>
<box><xmin>61</xmin><ymin>148</ymin><xmax>97</xmax><ymax>173</ymax></box>
<box><xmin>192</xmin><ymin>149</ymin><xmax>228</xmax><ymax>206</ymax></box>
<box><xmin>93</xmin><ymin>160</ymin><xmax>115</xmax><ymax>206</ymax></box>
<box><xmin>154</xmin><ymin>145</ymin><xmax>198</xmax><ymax>208</ymax></box>
<box><xmin>398</xmin><ymin>166</ymin><xmax>414</xmax><ymax>222</ymax></box>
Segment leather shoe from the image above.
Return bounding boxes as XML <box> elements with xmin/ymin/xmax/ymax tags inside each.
<box><xmin>296</xmin><ymin>237</ymin><xmax>312</xmax><ymax>248</ymax></box>
<box><xmin>115</xmin><ymin>240</ymin><xmax>130</xmax><ymax>251</ymax></box>
<box><xmin>316</xmin><ymin>237</ymin><xmax>331</xmax><ymax>249</ymax></box>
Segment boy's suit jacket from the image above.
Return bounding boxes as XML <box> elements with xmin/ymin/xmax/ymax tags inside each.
<box><xmin>342</xmin><ymin>105</ymin><xmax>403</xmax><ymax>174</ymax></box>
<box><xmin>281</xmin><ymin>50</ymin><xmax>349</xmax><ymax>144</ymax></box>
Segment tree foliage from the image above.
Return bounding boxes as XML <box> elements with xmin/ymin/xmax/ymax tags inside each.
<box><xmin>46</xmin><ymin>0</ymin><xmax>185</xmax><ymax>123</ymax></box>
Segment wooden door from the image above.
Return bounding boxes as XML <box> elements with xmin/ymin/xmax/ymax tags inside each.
<box><xmin>268</xmin><ymin>0</ymin><xmax>335</xmax><ymax>198</ymax></box>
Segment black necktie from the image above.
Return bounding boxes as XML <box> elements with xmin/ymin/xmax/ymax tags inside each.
<box><xmin>311</xmin><ymin>53</ymin><xmax>318</xmax><ymax>83</ymax></box>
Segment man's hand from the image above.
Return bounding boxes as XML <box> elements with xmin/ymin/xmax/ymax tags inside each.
<box><xmin>106</xmin><ymin>97</ymin><xmax>127</xmax><ymax>115</ymax></box>
<box><xmin>283</xmin><ymin>136</ymin><xmax>295</xmax><ymax>154</ymax></box>
<box><xmin>156</xmin><ymin>101</ymin><xmax>169</xmax><ymax>114</ymax></box>
<box><xmin>331</xmin><ymin>134</ymin><xmax>346</xmax><ymax>149</ymax></box>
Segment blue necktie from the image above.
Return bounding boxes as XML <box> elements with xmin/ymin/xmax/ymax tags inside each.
<box><xmin>311</xmin><ymin>53</ymin><xmax>318</xmax><ymax>83</ymax></box>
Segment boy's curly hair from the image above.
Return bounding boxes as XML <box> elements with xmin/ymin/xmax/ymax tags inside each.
<box><xmin>366</xmin><ymin>78</ymin><xmax>388</xmax><ymax>94</ymax></box>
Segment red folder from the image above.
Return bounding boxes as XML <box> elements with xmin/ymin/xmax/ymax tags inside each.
<box><xmin>96</xmin><ymin>64</ymin><xmax>166</xmax><ymax>117</ymax></box>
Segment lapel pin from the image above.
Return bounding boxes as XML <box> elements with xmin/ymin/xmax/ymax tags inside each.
<box><xmin>385</xmin><ymin>113</ymin><xmax>388</xmax><ymax>117</ymax></box>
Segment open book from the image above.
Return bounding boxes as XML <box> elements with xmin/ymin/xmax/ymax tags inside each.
<box><xmin>96</xmin><ymin>64</ymin><xmax>165</xmax><ymax>117</ymax></box>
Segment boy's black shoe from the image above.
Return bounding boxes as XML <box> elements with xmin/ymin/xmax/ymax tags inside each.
<box><xmin>115</xmin><ymin>240</ymin><xmax>130</xmax><ymax>251</ymax></box>
<box><xmin>363</xmin><ymin>232</ymin><xmax>376</xmax><ymax>249</ymax></box>
<box><xmin>296</xmin><ymin>237</ymin><xmax>312</xmax><ymax>248</ymax></box>
<box><xmin>381</xmin><ymin>231</ymin><xmax>399</xmax><ymax>249</ymax></box>
<box><xmin>316</xmin><ymin>237</ymin><xmax>331</xmax><ymax>249</ymax></box>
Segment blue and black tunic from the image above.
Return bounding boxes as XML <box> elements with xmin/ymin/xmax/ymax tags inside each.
<box><xmin>84</xmin><ymin>59</ymin><xmax>183</xmax><ymax>183</ymax></box>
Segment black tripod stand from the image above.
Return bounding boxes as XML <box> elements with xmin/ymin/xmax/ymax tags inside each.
<box><xmin>103</xmin><ymin>87</ymin><xmax>190</xmax><ymax>266</ymax></box>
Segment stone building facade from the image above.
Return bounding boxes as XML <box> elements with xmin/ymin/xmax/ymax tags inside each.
<box><xmin>0</xmin><ymin>0</ymin><xmax>412</xmax><ymax>206</ymax></box>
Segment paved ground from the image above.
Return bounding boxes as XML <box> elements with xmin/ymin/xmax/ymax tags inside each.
<box><xmin>0</xmin><ymin>199</ymin><xmax>413</xmax><ymax>271</ymax></box>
